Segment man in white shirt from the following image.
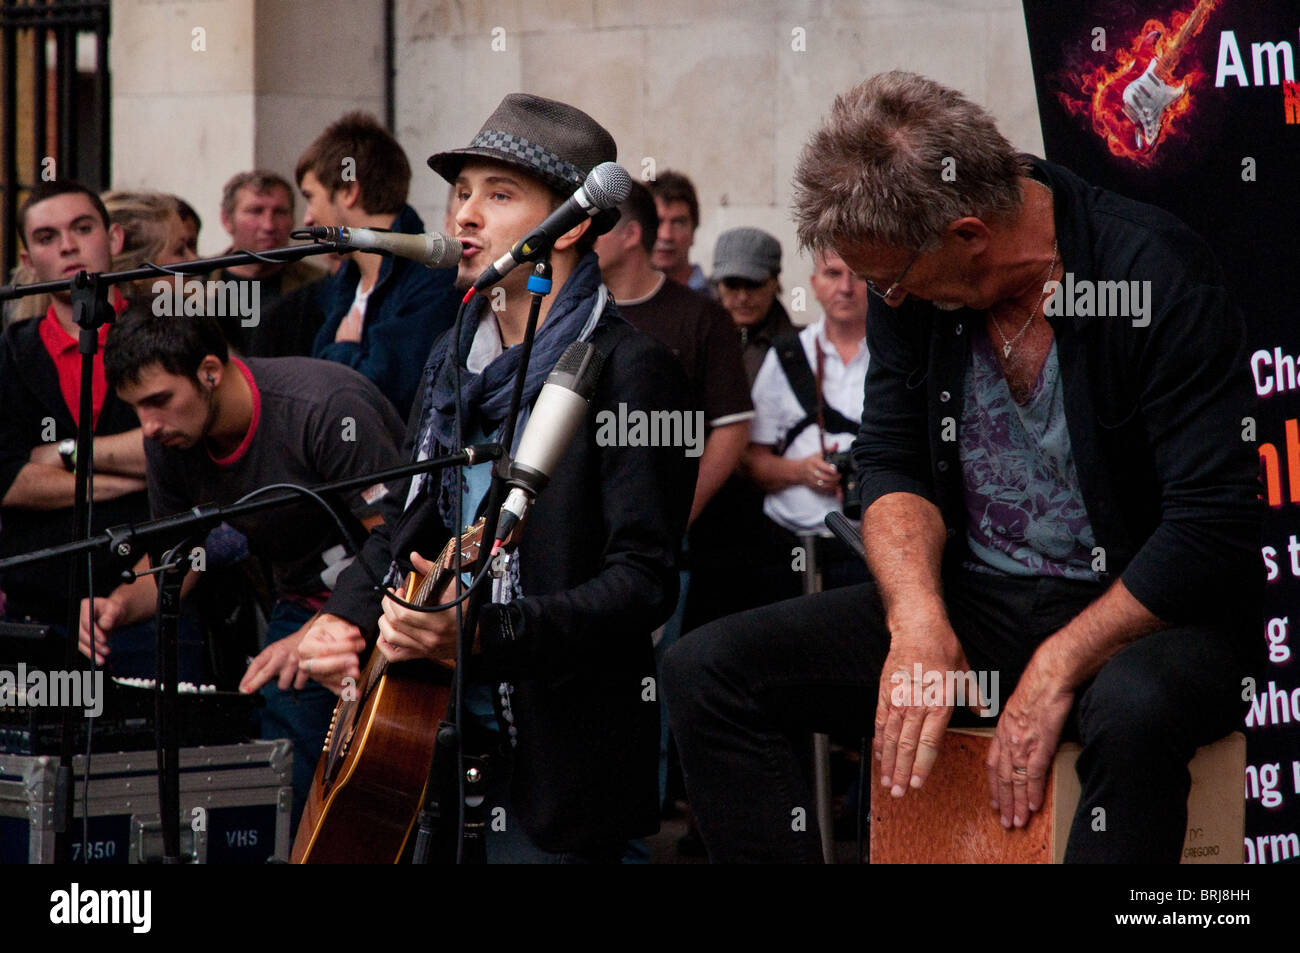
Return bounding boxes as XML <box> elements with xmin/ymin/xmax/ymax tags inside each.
<box><xmin>745</xmin><ymin>248</ymin><xmax>870</xmax><ymax>585</ymax></box>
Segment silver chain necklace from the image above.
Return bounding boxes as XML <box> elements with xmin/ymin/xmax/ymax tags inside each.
<box><xmin>993</xmin><ymin>238</ymin><xmax>1058</xmax><ymax>358</ymax></box>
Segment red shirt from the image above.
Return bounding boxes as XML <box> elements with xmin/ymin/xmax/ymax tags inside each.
<box><xmin>208</xmin><ymin>358</ymin><xmax>261</xmax><ymax>467</ymax></box>
<box><xmin>37</xmin><ymin>289</ymin><xmax>128</xmax><ymax>430</ymax></box>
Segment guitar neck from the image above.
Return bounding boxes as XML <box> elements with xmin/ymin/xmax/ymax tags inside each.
<box><xmin>364</xmin><ymin>519</ymin><xmax>486</xmax><ymax>677</ymax></box>
<box><xmin>404</xmin><ymin>519</ymin><xmax>486</xmax><ymax>607</ymax></box>
<box><xmin>1157</xmin><ymin>0</ymin><xmax>1217</xmax><ymax>78</ymax></box>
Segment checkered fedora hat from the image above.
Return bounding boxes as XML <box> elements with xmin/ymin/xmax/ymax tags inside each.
<box><xmin>428</xmin><ymin>93</ymin><xmax>621</xmax><ymax>235</ymax></box>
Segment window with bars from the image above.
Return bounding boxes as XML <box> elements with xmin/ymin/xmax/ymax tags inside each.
<box><xmin>1</xmin><ymin>0</ymin><xmax>110</xmax><ymax>281</ymax></box>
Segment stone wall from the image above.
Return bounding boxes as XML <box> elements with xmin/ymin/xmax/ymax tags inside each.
<box><xmin>393</xmin><ymin>0</ymin><xmax>1043</xmax><ymax>314</ymax></box>
<box><xmin>110</xmin><ymin>0</ymin><xmax>1043</xmax><ymax>303</ymax></box>
<box><xmin>111</xmin><ymin>0</ymin><xmax>383</xmax><ymax>254</ymax></box>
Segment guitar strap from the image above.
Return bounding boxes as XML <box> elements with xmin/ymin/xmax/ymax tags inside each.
<box><xmin>771</xmin><ymin>331</ymin><xmax>859</xmax><ymax>456</ymax></box>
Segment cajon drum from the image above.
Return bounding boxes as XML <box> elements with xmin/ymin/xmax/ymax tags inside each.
<box><xmin>869</xmin><ymin>728</ymin><xmax>1244</xmax><ymax>863</ymax></box>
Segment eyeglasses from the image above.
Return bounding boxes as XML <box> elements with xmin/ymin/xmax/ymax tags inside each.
<box><xmin>865</xmin><ymin>248</ymin><xmax>921</xmax><ymax>300</ymax></box>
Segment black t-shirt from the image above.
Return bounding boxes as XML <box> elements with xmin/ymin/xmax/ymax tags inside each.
<box><xmin>145</xmin><ymin>357</ymin><xmax>405</xmax><ymax>603</ymax></box>
<box><xmin>620</xmin><ymin>277</ymin><xmax>764</xmax><ymax>569</ymax></box>
<box><xmin>618</xmin><ymin>277</ymin><xmax>753</xmax><ymax>428</ymax></box>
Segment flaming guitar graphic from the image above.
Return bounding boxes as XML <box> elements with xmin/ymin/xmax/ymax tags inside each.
<box><xmin>1060</xmin><ymin>0</ymin><xmax>1221</xmax><ymax>164</ymax></box>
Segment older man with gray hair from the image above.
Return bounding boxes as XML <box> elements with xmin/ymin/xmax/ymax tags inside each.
<box><xmin>208</xmin><ymin>170</ymin><xmax>325</xmax><ymax>357</ymax></box>
<box><xmin>665</xmin><ymin>71</ymin><xmax>1259</xmax><ymax>863</ymax></box>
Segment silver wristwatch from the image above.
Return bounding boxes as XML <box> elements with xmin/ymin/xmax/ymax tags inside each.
<box><xmin>58</xmin><ymin>438</ymin><xmax>76</xmax><ymax>472</ymax></box>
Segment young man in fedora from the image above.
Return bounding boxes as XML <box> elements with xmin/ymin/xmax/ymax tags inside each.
<box><xmin>296</xmin><ymin>93</ymin><xmax>697</xmax><ymax>862</ymax></box>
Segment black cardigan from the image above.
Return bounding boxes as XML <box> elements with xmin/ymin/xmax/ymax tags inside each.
<box><xmin>852</xmin><ymin>156</ymin><xmax>1261</xmax><ymax>629</ymax></box>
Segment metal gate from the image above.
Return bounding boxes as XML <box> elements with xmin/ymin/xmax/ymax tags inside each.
<box><xmin>0</xmin><ymin>0</ymin><xmax>110</xmax><ymax>279</ymax></box>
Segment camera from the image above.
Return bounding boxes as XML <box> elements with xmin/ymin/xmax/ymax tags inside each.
<box><xmin>824</xmin><ymin>450</ymin><xmax>861</xmax><ymax>520</ymax></box>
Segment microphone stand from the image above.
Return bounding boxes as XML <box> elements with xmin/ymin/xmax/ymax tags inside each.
<box><xmin>410</xmin><ymin>257</ymin><xmax>553</xmax><ymax>865</ymax></box>
<box><xmin>154</xmin><ymin>536</ymin><xmax>197</xmax><ymax>863</ymax></box>
<box><xmin>0</xmin><ymin>239</ymin><xmax>346</xmax><ymax>863</ymax></box>
<box><xmin>0</xmin><ymin>242</ymin><xmax>347</xmax><ymax>304</ymax></box>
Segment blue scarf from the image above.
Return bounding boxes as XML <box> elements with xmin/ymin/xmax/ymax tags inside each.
<box><xmin>413</xmin><ymin>251</ymin><xmax>608</xmax><ymax>527</ymax></box>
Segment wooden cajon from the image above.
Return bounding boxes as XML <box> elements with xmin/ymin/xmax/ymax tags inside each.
<box><xmin>869</xmin><ymin>728</ymin><xmax>1244</xmax><ymax>863</ymax></box>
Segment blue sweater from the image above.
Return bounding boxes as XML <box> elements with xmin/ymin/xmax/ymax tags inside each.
<box><xmin>312</xmin><ymin>205</ymin><xmax>458</xmax><ymax>418</ymax></box>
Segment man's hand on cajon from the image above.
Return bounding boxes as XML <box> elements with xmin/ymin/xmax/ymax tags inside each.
<box><xmin>873</xmin><ymin>616</ymin><xmax>971</xmax><ymax>799</ymax></box>
<box><xmin>985</xmin><ymin>649</ymin><xmax>1075</xmax><ymax>831</ymax></box>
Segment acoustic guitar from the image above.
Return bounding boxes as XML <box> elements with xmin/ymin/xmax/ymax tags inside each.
<box><xmin>291</xmin><ymin>519</ymin><xmax>485</xmax><ymax>863</ymax></box>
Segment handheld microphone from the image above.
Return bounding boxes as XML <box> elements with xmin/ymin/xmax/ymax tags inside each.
<box><xmin>472</xmin><ymin>162</ymin><xmax>632</xmax><ymax>292</ymax></box>
<box><xmin>307</xmin><ymin>226</ymin><xmax>462</xmax><ymax>269</ymax></box>
<box><xmin>494</xmin><ymin>340</ymin><xmax>606</xmax><ymax>549</ymax></box>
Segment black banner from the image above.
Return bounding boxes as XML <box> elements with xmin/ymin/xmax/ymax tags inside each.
<box><xmin>1023</xmin><ymin>0</ymin><xmax>1300</xmax><ymax>863</ymax></box>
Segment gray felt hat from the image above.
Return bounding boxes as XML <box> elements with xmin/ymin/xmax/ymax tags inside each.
<box><xmin>712</xmin><ymin>227</ymin><xmax>782</xmax><ymax>283</ymax></box>
<box><xmin>427</xmin><ymin>93</ymin><xmax>621</xmax><ymax>235</ymax></box>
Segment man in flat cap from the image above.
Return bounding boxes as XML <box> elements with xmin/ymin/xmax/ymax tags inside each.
<box><xmin>710</xmin><ymin>227</ymin><xmax>794</xmax><ymax>384</ymax></box>
<box><xmin>297</xmin><ymin>93</ymin><xmax>696</xmax><ymax>861</ymax></box>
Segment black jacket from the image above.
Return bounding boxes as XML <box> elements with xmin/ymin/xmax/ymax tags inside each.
<box><xmin>325</xmin><ymin>312</ymin><xmax>697</xmax><ymax>849</ymax></box>
<box><xmin>0</xmin><ymin>315</ymin><xmax>149</xmax><ymax>621</ymax></box>
<box><xmin>853</xmin><ymin>156</ymin><xmax>1261</xmax><ymax>628</ymax></box>
<box><xmin>738</xmin><ymin>299</ymin><xmax>795</xmax><ymax>385</ymax></box>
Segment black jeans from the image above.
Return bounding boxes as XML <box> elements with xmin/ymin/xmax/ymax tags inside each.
<box><xmin>663</xmin><ymin>569</ymin><xmax>1253</xmax><ymax>863</ymax></box>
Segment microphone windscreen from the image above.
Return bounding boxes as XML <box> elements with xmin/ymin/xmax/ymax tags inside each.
<box><xmin>547</xmin><ymin>340</ymin><xmax>606</xmax><ymax>399</ymax></box>
<box><xmin>424</xmin><ymin>233</ymin><xmax>464</xmax><ymax>269</ymax></box>
<box><xmin>584</xmin><ymin>163</ymin><xmax>633</xmax><ymax>210</ymax></box>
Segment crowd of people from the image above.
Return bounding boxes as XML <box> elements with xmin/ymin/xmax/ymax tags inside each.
<box><xmin>0</xmin><ymin>71</ymin><xmax>1257</xmax><ymax>864</ymax></box>
<box><xmin>1</xmin><ymin>94</ymin><xmax>868</xmax><ymax>852</ymax></box>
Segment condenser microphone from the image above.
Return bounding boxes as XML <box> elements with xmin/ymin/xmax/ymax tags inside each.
<box><xmin>494</xmin><ymin>340</ymin><xmax>606</xmax><ymax>549</ymax></box>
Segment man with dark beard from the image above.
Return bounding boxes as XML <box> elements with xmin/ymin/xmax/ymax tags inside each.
<box><xmin>80</xmin><ymin>309</ymin><xmax>404</xmax><ymax>825</ymax></box>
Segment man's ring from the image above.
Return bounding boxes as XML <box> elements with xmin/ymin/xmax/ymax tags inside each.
<box><xmin>305</xmin><ymin>658</ymin><xmax>314</xmax><ymax>675</ymax></box>
<box><xmin>1012</xmin><ymin>766</ymin><xmax>1028</xmax><ymax>775</ymax></box>
<box><xmin>816</xmin><ymin>479</ymin><xmax>825</xmax><ymax>487</ymax></box>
